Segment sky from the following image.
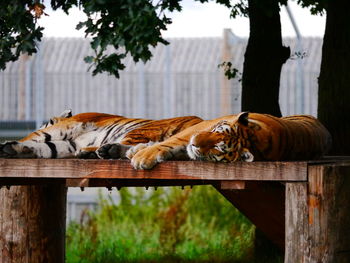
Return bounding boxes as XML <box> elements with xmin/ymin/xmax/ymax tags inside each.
<box><xmin>38</xmin><ymin>0</ymin><xmax>326</xmax><ymax>39</ymax></box>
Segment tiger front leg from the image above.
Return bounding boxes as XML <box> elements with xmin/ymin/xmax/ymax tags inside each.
<box><xmin>0</xmin><ymin>141</ymin><xmax>36</xmax><ymax>158</ymax></box>
<box><xmin>76</xmin><ymin>147</ymin><xmax>99</xmax><ymax>159</ymax></box>
<box><xmin>95</xmin><ymin>142</ymin><xmax>157</xmax><ymax>160</ymax></box>
<box><xmin>131</xmin><ymin>143</ymin><xmax>188</xmax><ymax>169</ymax></box>
<box><xmin>0</xmin><ymin>140</ymin><xmax>76</xmax><ymax>158</ymax></box>
<box><xmin>96</xmin><ymin>143</ymin><xmax>132</xmax><ymax>159</ymax></box>
<box><xmin>76</xmin><ymin>144</ymin><xmax>130</xmax><ymax>159</ymax></box>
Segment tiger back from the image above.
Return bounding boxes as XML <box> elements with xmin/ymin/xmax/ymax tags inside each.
<box><xmin>0</xmin><ymin>111</ymin><xmax>203</xmax><ymax>159</ymax></box>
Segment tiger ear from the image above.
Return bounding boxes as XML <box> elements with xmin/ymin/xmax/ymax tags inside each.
<box><xmin>59</xmin><ymin>109</ymin><xmax>73</xmax><ymax>118</ymax></box>
<box><xmin>237</xmin><ymin>112</ymin><xmax>249</xmax><ymax>126</ymax></box>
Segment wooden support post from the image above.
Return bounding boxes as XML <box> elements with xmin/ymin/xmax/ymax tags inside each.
<box><xmin>285</xmin><ymin>182</ymin><xmax>308</xmax><ymax>262</ymax></box>
<box><xmin>285</xmin><ymin>165</ymin><xmax>350</xmax><ymax>262</ymax></box>
<box><xmin>0</xmin><ymin>184</ymin><xmax>67</xmax><ymax>263</ymax></box>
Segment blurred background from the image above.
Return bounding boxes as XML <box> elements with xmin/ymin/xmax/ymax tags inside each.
<box><xmin>0</xmin><ymin>1</ymin><xmax>325</xmax><ymax>262</ymax></box>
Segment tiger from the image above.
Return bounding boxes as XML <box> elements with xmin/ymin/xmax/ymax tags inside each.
<box><xmin>0</xmin><ymin>111</ymin><xmax>331</xmax><ymax>170</ymax></box>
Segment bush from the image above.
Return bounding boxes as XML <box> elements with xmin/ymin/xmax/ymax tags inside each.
<box><xmin>66</xmin><ymin>185</ymin><xmax>254</xmax><ymax>263</ymax></box>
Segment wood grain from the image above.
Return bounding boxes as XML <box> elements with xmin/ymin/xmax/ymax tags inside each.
<box><xmin>1</xmin><ymin>157</ymin><xmax>349</xmax><ymax>263</ymax></box>
<box><xmin>285</xmin><ymin>165</ymin><xmax>350</xmax><ymax>263</ymax></box>
<box><xmin>285</xmin><ymin>182</ymin><xmax>309</xmax><ymax>263</ymax></box>
<box><xmin>0</xmin><ymin>185</ymin><xmax>66</xmax><ymax>263</ymax></box>
<box><xmin>307</xmin><ymin>165</ymin><xmax>350</xmax><ymax>263</ymax></box>
<box><xmin>0</xmin><ymin>159</ymin><xmax>308</xmax><ymax>183</ymax></box>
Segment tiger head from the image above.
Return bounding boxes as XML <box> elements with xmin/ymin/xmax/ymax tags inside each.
<box><xmin>187</xmin><ymin>112</ymin><xmax>258</xmax><ymax>162</ymax></box>
<box><xmin>40</xmin><ymin>109</ymin><xmax>73</xmax><ymax>129</ymax></box>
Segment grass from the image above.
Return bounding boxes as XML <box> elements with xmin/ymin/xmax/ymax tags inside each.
<box><xmin>66</xmin><ymin>185</ymin><xmax>255</xmax><ymax>263</ymax></box>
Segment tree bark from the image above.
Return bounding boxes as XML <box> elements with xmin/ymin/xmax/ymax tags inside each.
<box><xmin>0</xmin><ymin>185</ymin><xmax>67</xmax><ymax>263</ymax></box>
<box><xmin>241</xmin><ymin>0</ymin><xmax>289</xmax><ymax>260</ymax></box>
<box><xmin>318</xmin><ymin>0</ymin><xmax>350</xmax><ymax>155</ymax></box>
<box><xmin>242</xmin><ymin>0</ymin><xmax>290</xmax><ymax>117</ymax></box>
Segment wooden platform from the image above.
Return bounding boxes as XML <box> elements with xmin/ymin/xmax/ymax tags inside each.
<box><xmin>1</xmin><ymin>157</ymin><xmax>350</xmax><ymax>263</ymax></box>
<box><xmin>0</xmin><ymin>158</ymin><xmax>325</xmax><ymax>186</ymax></box>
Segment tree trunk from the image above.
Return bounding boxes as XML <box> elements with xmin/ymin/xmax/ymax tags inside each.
<box><xmin>318</xmin><ymin>0</ymin><xmax>350</xmax><ymax>155</ymax></box>
<box><xmin>241</xmin><ymin>0</ymin><xmax>289</xmax><ymax>260</ymax></box>
<box><xmin>0</xmin><ymin>185</ymin><xmax>67</xmax><ymax>263</ymax></box>
<box><xmin>242</xmin><ymin>0</ymin><xmax>290</xmax><ymax>117</ymax></box>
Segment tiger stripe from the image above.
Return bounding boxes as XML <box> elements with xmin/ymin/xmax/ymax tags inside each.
<box><xmin>0</xmin><ymin>111</ymin><xmax>331</xmax><ymax>171</ymax></box>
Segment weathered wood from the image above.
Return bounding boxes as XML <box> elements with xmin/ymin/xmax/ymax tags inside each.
<box><xmin>0</xmin><ymin>159</ymin><xmax>308</xmax><ymax>183</ymax></box>
<box><xmin>0</xmin><ymin>185</ymin><xmax>67</xmax><ymax>263</ymax></box>
<box><xmin>0</xmin><ymin>158</ymin><xmax>349</xmax><ymax>263</ymax></box>
<box><xmin>307</xmin><ymin>165</ymin><xmax>350</xmax><ymax>263</ymax></box>
<box><xmin>65</xmin><ymin>178</ymin><xmax>215</xmax><ymax>188</ymax></box>
<box><xmin>285</xmin><ymin>182</ymin><xmax>309</xmax><ymax>263</ymax></box>
<box><xmin>216</xmin><ymin>182</ymin><xmax>285</xmax><ymax>250</ymax></box>
<box><xmin>285</xmin><ymin>165</ymin><xmax>350</xmax><ymax>263</ymax></box>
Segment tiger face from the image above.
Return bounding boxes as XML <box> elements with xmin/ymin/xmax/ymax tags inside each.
<box><xmin>187</xmin><ymin>114</ymin><xmax>255</xmax><ymax>163</ymax></box>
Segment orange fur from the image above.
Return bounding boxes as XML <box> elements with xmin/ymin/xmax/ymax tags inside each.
<box><xmin>2</xmin><ymin>112</ymin><xmax>331</xmax><ymax>170</ymax></box>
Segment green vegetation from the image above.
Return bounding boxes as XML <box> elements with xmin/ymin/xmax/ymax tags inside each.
<box><xmin>66</xmin><ymin>185</ymin><xmax>254</xmax><ymax>263</ymax></box>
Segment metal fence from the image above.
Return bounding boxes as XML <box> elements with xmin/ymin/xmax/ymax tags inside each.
<box><xmin>0</xmin><ymin>30</ymin><xmax>322</xmax><ymax>125</ymax></box>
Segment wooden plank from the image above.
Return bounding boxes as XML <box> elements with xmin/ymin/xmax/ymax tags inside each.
<box><xmin>65</xmin><ymin>178</ymin><xmax>214</xmax><ymax>188</ymax></box>
<box><xmin>307</xmin><ymin>165</ymin><xmax>350</xmax><ymax>263</ymax></box>
<box><xmin>0</xmin><ymin>159</ymin><xmax>308</xmax><ymax>182</ymax></box>
<box><xmin>307</xmin><ymin>156</ymin><xmax>350</xmax><ymax>165</ymax></box>
<box><xmin>216</xmin><ymin>182</ymin><xmax>285</xmax><ymax>250</ymax></box>
<box><xmin>0</xmin><ymin>184</ymin><xmax>66</xmax><ymax>263</ymax></box>
<box><xmin>285</xmin><ymin>182</ymin><xmax>309</xmax><ymax>263</ymax></box>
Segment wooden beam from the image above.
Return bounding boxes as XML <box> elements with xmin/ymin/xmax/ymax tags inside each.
<box><xmin>64</xmin><ymin>178</ymin><xmax>215</xmax><ymax>188</ymax></box>
<box><xmin>219</xmin><ymin>180</ymin><xmax>245</xmax><ymax>190</ymax></box>
<box><xmin>215</xmin><ymin>182</ymin><xmax>285</xmax><ymax>250</ymax></box>
<box><xmin>285</xmin><ymin>182</ymin><xmax>309</xmax><ymax>263</ymax></box>
<box><xmin>0</xmin><ymin>159</ymin><xmax>308</xmax><ymax>183</ymax></box>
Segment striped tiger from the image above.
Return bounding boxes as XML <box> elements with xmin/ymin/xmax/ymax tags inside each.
<box><xmin>0</xmin><ymin>111</ymin><xmax>202</xmax><ymax>161</ymax></box>
<box><xmin>130</xmin><ymin>112</ymin><xmax>331</xmax><ymax>169</ymax></box>
<box><xmin>0</xmin><ymin>111</ymin><xmax>331</xmax><ymax>170</ymax></box>
<box><xmin>185</xmin><ymin>112</ymin><xmax>332</xmax><ymax>164</ymax></box>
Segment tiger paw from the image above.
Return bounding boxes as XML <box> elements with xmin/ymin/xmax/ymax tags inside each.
<box><xmin>0</xmin><ymin>141</ymin><xmax>18</xmax><ymax>158</ymax></box>
<box><xmin>125</xmin><ymin>143</ymin><xmax>150</xmax><ymax>160</ymax></box>
<box><xmin>97</xmin><ymin>143</ymin><xmax>131</xmax><ymax>159</ymax></box>
<box><xmin>131</xmin><ymin>145</ymin><xmax>170</xmax><ymax>169</ymax></box>
<box><xmin>0</xmin><ymin>141</ymin><xmax>36</xmax><ymax>158</ymax></box>
<box><xmin>76</xmin><ymin>150</ymin><xmax>99</xmax><ymax>159</ymax></box>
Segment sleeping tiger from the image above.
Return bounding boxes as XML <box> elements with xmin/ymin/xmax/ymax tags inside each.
<box><xmin>0</xmin><ymin>110</ymin><xmax>331</xmax><ymax>169</ymax></box>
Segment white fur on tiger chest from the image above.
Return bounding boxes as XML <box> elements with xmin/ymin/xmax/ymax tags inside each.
<box><xmin>73</xmin><ymin>123</ymin><xmax>137</xmax><ymax>150</ymax></box>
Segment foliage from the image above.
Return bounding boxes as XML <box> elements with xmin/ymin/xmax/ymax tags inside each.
<box><xmin>66</xmin><ymin>185</ymin><xmax>255</xmax><ymax>262</ymax></box>
<box><xmin>218</xmin><ymin>61</ymin><xmax>242</xmax><ymax>80</ymax></box>
<box><xmin>0</xmin><ymin>0</ymin><xmax>331</xmax><ymax>78</ymax></box>
<box><xmin>1</xmin><ymin>0</ymin><xmax>325</xmax><ymax>78</ymax></box>
<box><xmin>0</xmin><ymin>1</ymin><xmax>44</xmax><ymax>70</ymax></box>
<box><xmin>75</xmin><ymin>0</ymin><xmax>179</xmax><ymax>78</ymax></box>
<box><xmin>0</xmin><ymin>0</ymin><xmax>245</xmax><ymax>78</ymax></box>
<box><xmin>297</xmin><ymin>0</ymin><xmax>327</xmax><ymax>15</ymax></box>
